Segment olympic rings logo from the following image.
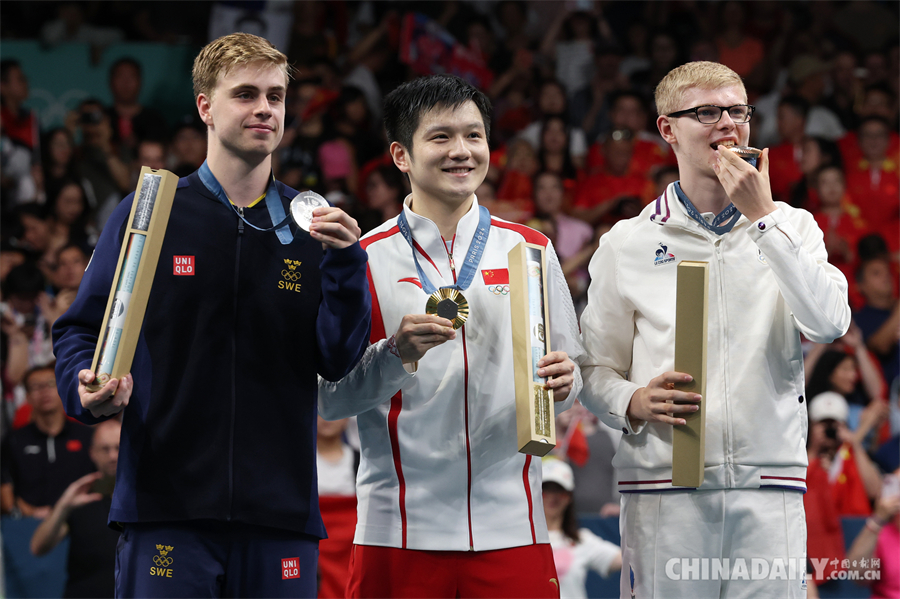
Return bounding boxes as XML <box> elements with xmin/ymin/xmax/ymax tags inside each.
<box><xmin>281</xmin><ymin>270</ymin><xmax>301</xmax><ymax>281</ymax></box>
<box><xmin>153</xmin><ymin>555</ymin><xmax>174</xmax><ymax>567</ymax></box>
<box><xmin>488</xmin><ymin>285</ymin><xmax>509</xmax><ymax>296</ymax></box>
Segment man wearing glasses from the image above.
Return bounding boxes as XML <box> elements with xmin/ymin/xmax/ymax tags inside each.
<box><xmin>578</xmin><ymin>62</ymin><xmax>850</xmax><ymax>597</ymax></box>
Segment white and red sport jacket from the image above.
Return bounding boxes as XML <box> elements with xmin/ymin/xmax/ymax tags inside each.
<box><xmin>319</xmin><ymin>196</ymin><xmax>585</xmax><ymax>551</ymax></box>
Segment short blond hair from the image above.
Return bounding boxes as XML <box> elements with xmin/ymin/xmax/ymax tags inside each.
<box><xmin>192</xmin><ymin>32</ymin><xmax>293</xmax><ymax>100</ymax></box>
<box><xmin>654</xmin><ymin>61</ymin><xmax>746</xmax><ymax>116</ymax></box>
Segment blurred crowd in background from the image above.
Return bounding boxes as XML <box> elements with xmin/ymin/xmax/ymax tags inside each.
<box><xmin>1</xmin><ymin>1</ymin><xmax>898</xmax><ymax>597</ymax></box>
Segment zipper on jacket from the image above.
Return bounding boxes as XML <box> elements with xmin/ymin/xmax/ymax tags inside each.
<box><xmin>713</xmin><ymin>237</ymin><xmax>735</xmax><ymax>484</ymax></box>
<box><xmin>228</xmin><ymin>208</ymin><xmax>244</xmax><ymax>519</ymax></box>
<box><xmin>444</xmin><ymin>235</ymin><xmax>474</xmax><ymax>550</ymax></box>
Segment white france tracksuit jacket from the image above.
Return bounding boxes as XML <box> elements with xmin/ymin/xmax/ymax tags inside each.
<box><xmin>319</xmin><ymin>197</ymin><xmax>585</xmax><ymax>551</ymax></box>
<box><xmin>579</xmin><ymin>183</ymin><xmax>851</xmax><ymax>493</ymax></box>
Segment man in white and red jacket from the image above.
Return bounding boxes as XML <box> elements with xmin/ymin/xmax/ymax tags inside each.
<box><xmin>319</xmin><ymin>74</ymin><xmax>584</xmax><ymax>598</ymax></box>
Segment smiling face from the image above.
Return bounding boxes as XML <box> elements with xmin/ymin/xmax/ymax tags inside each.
<box><xmin>198</xmin><ymin>61</ymin><xmax>286</xmax><ymax>163</ymax></box>
<box><xmin>391</xmin><ymin>100</ymin><xmax>489</xmax><ymax>212</ymax></box>
<box><xmin>658</xmin><ymin>85</ymin><xmax>749</xmax><ymax>181</ymax></box>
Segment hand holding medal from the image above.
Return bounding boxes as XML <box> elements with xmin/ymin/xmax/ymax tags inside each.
<box><xmin>290</xmin><ymin>191</ymin><xmax>361</xmax><ymax>249</ymax></box>
<box><xmin>397</xmin><ymin>206</ymin><xmax>491</xmax><ymax>331</ymax></box>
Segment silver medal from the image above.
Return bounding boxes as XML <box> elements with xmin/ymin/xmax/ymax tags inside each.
<box><xmin>290</xmin><ymin>191</ymin><xmax>330</xmax><ymax>231</ymax></box>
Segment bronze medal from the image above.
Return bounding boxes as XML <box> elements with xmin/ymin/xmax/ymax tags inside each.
<box><xmin>425</xmin><ymin>288</ymin><xmax>469</xmax><ymax>329</ymax></box>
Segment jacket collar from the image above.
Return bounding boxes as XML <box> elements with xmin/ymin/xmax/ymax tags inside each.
<box><xmin>401</xmin><ymin>194</ymin><xmax>483</xmax><ymax>284</ymax></box>
<box><xmin>650</xmin><ymin>182</ymin><xmax>750</xmax><ymax>233</ymax></box>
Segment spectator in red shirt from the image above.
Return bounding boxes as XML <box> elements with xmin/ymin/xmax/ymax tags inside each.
<box><xmin>807</xmin><ymin>391</ymin><xmax>882</xmax><ymax>518</ymax></box>
<box><xmin>0</xmin><ymin>60</ymin><xmax>39</xmax><ymax>152</ymax></box>
<box><xmin>812</xmin><ymin>165</ymin><xmax>868</xmax><ymax>283</ymax></box>
<box><xmin>574</xmin><ymin>129</ymin><xmax>654</xmax><ymax>225</ymax></box>
<box><xmin>769</xmin><ymin>95</ymin><xmax>808</xmax><ymax>203</ymax></box>
<box><xmin>843</xmin><ymin>116</ymin><xmax>899</xmax><ymax>236</ymax></box>
<box><xmin>585</xmin><ymin>91</ymin><xmax>673</xmax><ymax>179</ymax></box>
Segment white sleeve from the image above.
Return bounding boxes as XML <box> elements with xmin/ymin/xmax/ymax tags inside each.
<box><xmin>547</xmin><ymin>241</ymin><xmax>584</xmax><ymax>413</ymax></box>
<box><xmin>318</xmin><ymin>337</ymin><xmax>414</xmax><ymax>420</ymax></box>
<box><xmin>578</xmin><ymin>529</ymin><xmax>622</xmax><ymax>579</ymax></box>
<box><xmin>747</xmin><ymin>206</ymin><xmax>851</xmax><ymax>343</ymax></box>
<box><xmin>577</xmin><ymin>227</ymin><xmax>646</xmax><ymax>435</ymax></box>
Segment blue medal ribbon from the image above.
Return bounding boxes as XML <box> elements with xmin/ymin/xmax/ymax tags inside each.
<box><xmin>674</xmin><ymin>182</ymin><xmax>741</xmax><ymax>235</ymax></box>
<box><xmin>397</xmin><ymin>204</ymin><xmax>491</xmax><ymax>296</ymax></box>
<box><xmin>198</xmin><ymin>160</ymin><xmax>293</xmax><ymax>245</ymax></box>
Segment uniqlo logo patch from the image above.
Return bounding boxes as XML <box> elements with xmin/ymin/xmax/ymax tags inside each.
<box><xmin>173</xmin><ymin>256</ymin><xmax>195</xmax><ymax>276</ymax></box>
<box><xmin>282</xmin><ymin>557</ymin><xmax>300</xmax><ymax>580</ymax></box>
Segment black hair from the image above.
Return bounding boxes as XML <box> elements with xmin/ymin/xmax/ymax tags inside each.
<box><xmin>858</xmin><ymin>115</ymin><xmax>891</xmax><ymax>133</ymax></box>
<box><xmin>383</xmin><ymin>74</ymin><xmax>492</xmax><ymax>151</ymax></box>
<box><xmin>0</xmin><ymin>59</ymin><xmax>21</xmax><ymax>82</ymax></box>
<box><xmin>806</xmin><ymin>349</ymin><xmax>853</xmax><ymax>402</ymax></box>
<box><xmin>855</xmin><ymin>254</ymin><xmax>891</xmax><ymax>284</ymax></box>
<box><xmin>371</xmin><ymin>164</ymin><xmax>405</xmax><ymax>197</ymax></box>
<box><xmin>779</xmin><ymin>94</ymin><xmax>811</xmax><ymax>119</ymax></box>
<box><xmin>3</xmin><ymin>261</ymin><xmax>45</xmax><ymax>298</ymax></box>
<box><xmin>23</xmin><ymin>362</ymin><xmax>56</xmax><ymax>392</ymax></box>
<box><xmin>16</xmin><ymin>202</ymin><xmax>51</xmax><ymax>223</ymax></box>
<box><xmin>109</xmin><ymin>57</ymin><xmax>142</xmax><ymax>79</ymax></box>
<box><xmin>856</xmin><ymin>234</ymin><xmax>890</xmax><ymax>263</ymax></box>
<box><xmin>609</xmin><ymin>90</ymin><xmax>646</xmax><ymax>113</ymax></box>
<box><xmin>542</xmin><ymin>482</ymin><xmax>580</xmax><ymax>543</ymax></box>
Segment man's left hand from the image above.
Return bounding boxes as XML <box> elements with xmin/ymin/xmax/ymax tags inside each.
<box><xmin>714</xmin><ymin>146</ymin><xmax>777</xmax><ymax>222</ymax></box>
<box><xmin>309</xmin><ymin>207</ymin><xmax>361</xmax><ymax>249</ymax></box>
<box><xmin>538</xmin><ymin>351</ymin><xmax>575</xmax><ymax>402</ymax></box>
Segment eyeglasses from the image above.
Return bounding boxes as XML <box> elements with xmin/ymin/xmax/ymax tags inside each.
<box><xmin>666</xmin><ymin>104</ymin><xmax>755</xmax><ymax>124</ymax></box>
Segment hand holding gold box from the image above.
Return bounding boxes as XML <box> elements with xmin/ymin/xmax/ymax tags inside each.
<box><xmin>508</xmin><ymin>242</ymin><xmax>556</xmax><ymax>456</ymax></box>
<box><xmin>87</xmin><ymin>167</ymin><xmax>178</xmax><ymax>392</ymax></box>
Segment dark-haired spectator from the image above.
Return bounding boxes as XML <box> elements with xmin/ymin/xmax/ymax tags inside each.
<box><xmin>2</xmin><ymin>262</ymin><xmax>55</xmax><ymax>388</ymax></box>
<box><xmin>48</xmin><ymin>180</ymin><xmax>94</xmax><ymax>249</ymax></box>
<box><xmin>17</xmin><ymin>203</ymin><xmax>66</xmax><ymax>279</ymax></box>
<box><xmin>30</xmin><ymin>418</ymin><xmax>121</xmax><ymax>599</ymax></box>
<box><xmin>714</xmin><ymin>1</ymin><xmax>764</xmax><ymax>80</ymax></box>
<box><xmin>330</xmin><ymin>85</ymin><xmax>384</xmax><ymax>169</ymax></box>
<box><xmin>855</xmin><ymin>257</ymin><xmax>900</xmax><ymax>386</ymax></box>
<box><xmin>843</xmin><ymin>117</ymin><xmax>900</xmax><ymax>239</ymax></box>
<box><xmin>41</xmin><ymin>128</ymin><xmax>79</xmax><ymax>204</ymax></box>
<box><xmin>537</xmin><ymin>116</ymin><xmax>582</xmax><ymax>181</ymax></box>
<box><xmin>838</xmin><ymin>85</ymin><xmax>900</xmax><ymax>171</ymax></box>
<box><xmin>518</xmin><ymin>80</ymin><xmax>588</xmax><ymax>167</ymax></box>
<box><xmin>39</xmin><ymin>1</ymin><xmax>124</xmax><ymax>48</ymax></box>
<box><xmin>539</xmin><ymin>9</ymin><xmax>607</xmax><ymax>124</ymax></box>
<box><xmin>822</xmin><ymin>51</ymin><xmax>863</xmax><ymax>131</ymax></box>
<box><xmin>768</xmin><ymin>95</ymin><xmax>809</xmax><ymax>202</ymax></box>
<box><xmin>574</xmin><ymin>129</ymin><xmax>654</xmax><ymax>225</ymax></box>
<box><xmin>755</xmin><ymin>55</ymin><xmax>845</xmax><ymax>148</ymax></box>
<box><xmin>357</xmin><ymin>164</ymin><xmax>405</xmax><ymax>235</ymax></box>
<box><xmin>167</xmin><ymin>119</ymin><xmax>206</xmax><ymax>178</ymax></box>
<box><xmin>73</xmin><ymin>99</ymin><xmax>131</xmax><ymax>230</ymax></box>
<box><xmin>629</xmin><ymin>32</ymin><xmax>681</xmax><ymax>102</ymax></box>
<box><xmin>495</xmin><ymin>138</ymin><xmax>539</xmax><ymax>221</ymax></box>
<box><xmin>845</xmin><ymin>477</ymin><xmax>900</xmax><ymax>599</ymax></box>
<box><xmin>789</xmin><ymin>136</ymin><xmax>841</xmax><ymax>210</ymax></box>
<box><xmin>0</xmin><ymin>364</ymin><xmax>96</xmax><ymax>518</ymax></box>
<box><xmin>811</xmin><ymin>165</ymin><xmax>868</xmax><ymax>285</ymax></box>
<box><xmin>0</xmin><ymin>59</ymin><xmax>39</xmax><ymax>152</ymax></box>
<box><xmin>52</xmin><ymin>244</ymin><xmax>89</xmax><ymax>293</ymax></box>
<box><xmin>133</xmin><ymin>138</ymin><xmax>166</xmax><ymax>182</ymax></box>
<box><xmin>806</xmin><ymin>327</ymin><xmax>887</xmax><ymax>423</ymax></box>
<box><xmin>585</xmin><ymin>91</ymin><xmax>672</xmax><ymax>179</ymax></box>
<box><xmin>542</xmin><ymin>458</ymin><xmax>622</xmax><ymax>599</ymax></box>
<box><xmin>107</xmin><ymin>57</ymin><xmax>168</xmax><ymax>160</ymax></box>
<box><xmin>529</xmin><ymin>171</ymin><xmax>593</xmax><ymax>299</ymax></box>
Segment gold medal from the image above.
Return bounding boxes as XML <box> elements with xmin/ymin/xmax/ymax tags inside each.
<box><xmin>425</xmin><ymin>288</ymin><xmax>469</xmax><ymax>329</ymax></box>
